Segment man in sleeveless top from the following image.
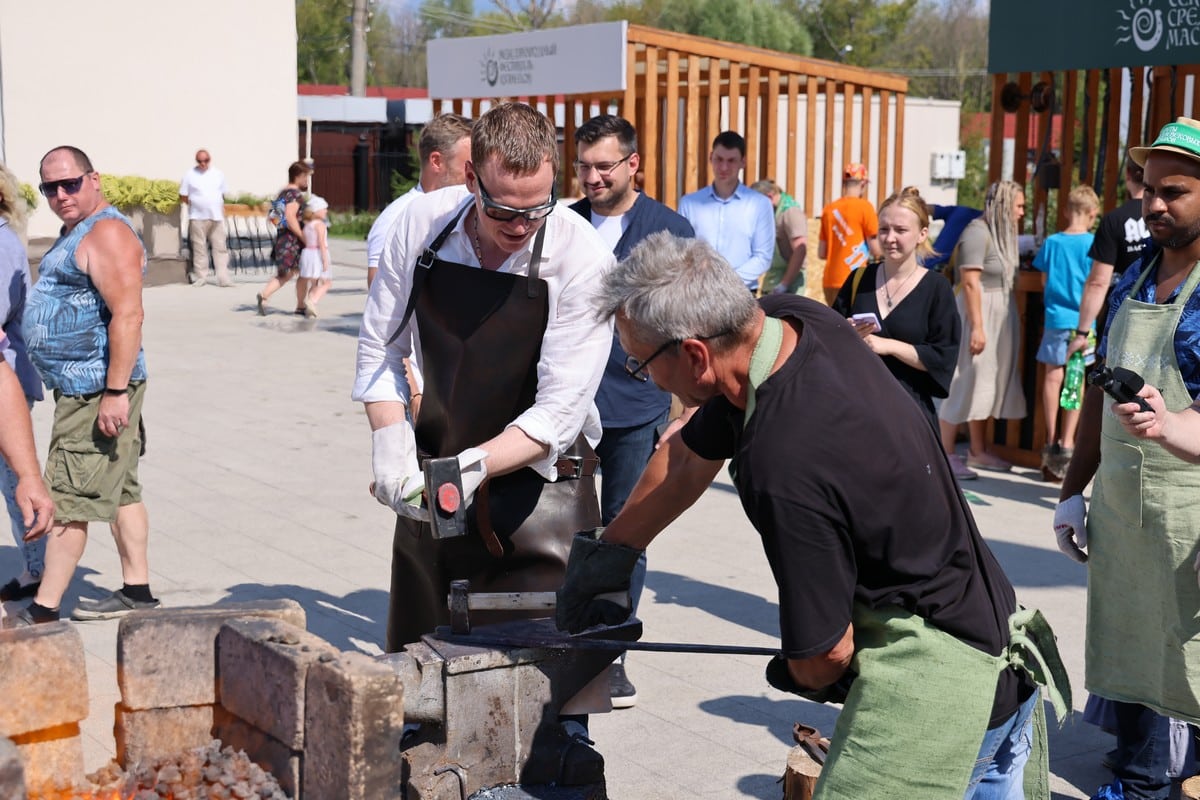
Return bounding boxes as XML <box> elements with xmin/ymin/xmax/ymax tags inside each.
<box><xmin>8</xmin><ymin>146</ymin><xmax>159</xmax><ymax>628</ymax></box>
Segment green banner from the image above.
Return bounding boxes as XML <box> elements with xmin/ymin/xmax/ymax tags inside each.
<box><xmin>990</xmin><ymin>0</ymin><xmax>1200</xmax><ymax>73</ymax></box>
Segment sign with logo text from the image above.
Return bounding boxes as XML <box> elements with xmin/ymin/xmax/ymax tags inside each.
<box><xmin>427</xmin><ymin>22</ymin><xmax>627</xmax><ymax>99</ymax></box>
<box><xmin>990</xmin><ymin>0</ymin><xmax>1200</xmax><ymax>73</ymax></box>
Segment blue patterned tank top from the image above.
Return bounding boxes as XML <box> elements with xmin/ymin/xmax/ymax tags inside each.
<box><xmin>25</xmin><ymin>206</ymin><xmax>148</xmax><ymax>394</ymax></box>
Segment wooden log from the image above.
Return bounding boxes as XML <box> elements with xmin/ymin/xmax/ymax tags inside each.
<box><xmin>1182</xmin><ymin>774</ymin><xmax>1200</xmax><ymax>800</ymax></box>
<box><xmin>783</xmin><ymin>744</ymin><xmax>822</xmax><ymax>800</ymax></box>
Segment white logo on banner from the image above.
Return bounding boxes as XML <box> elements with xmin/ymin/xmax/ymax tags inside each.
<box><xmin>1116</xmin><ymin>0</ymin><xmax>1200</xmax><ymax>53</ymax></box>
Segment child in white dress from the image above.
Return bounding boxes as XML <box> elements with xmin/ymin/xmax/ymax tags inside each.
<box><xmin>298</xmin><ymin>195</ymin><xmax>331</xmax><ymax>318</ymax></box>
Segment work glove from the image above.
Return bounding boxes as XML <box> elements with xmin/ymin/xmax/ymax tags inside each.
<box><xmin>765</xmin><ymin>655</ymin><xmax>857</xmax><ymax>705</ymax></box>
<box><xmin>371</xmin><ymin>423</ymin><xmax>427</xmax><ymax>521</ymax></box>
<box><xmin>556</xmin><ymin>529</ymin><xmax>642</xmax><ymax>634</ymax></box>
<box><xmin>451</xmin><ymin>447</ymin><xmax>488</xmax><ymax>506</ymax></box>
<box><xmin>1053</xmin><ymin>494</ymin><xmax>1088</xmax><ymax>563</ymax></box>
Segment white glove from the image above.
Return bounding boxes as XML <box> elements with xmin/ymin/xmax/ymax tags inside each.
<box><xmin>771</xmin><ymin>282</ymin><xmax>789</xmax><ymax>295</ymax></box>
<box><xmin>371</xmin><ymin>423</ymin><xmax>427</xmax><ymax>521</ymax></box>
<box><xmin>1053</xmin><ymin>494</ymin><xmax>1088</xmax><ymax>563</ymax></box>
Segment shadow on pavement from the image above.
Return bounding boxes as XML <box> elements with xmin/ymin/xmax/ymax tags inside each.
<box><xmin>647</xmin><ymin>569</ymin><xmax>780</xmax><ymax>639</ymax></box>
<box><xmin>218</xmin><ymin>581</ymin><xmax>389</xmax><ymax>654</ymax></box>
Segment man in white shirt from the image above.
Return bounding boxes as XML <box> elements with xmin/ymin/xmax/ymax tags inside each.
<box><xmin>178</xmin><ymin>149</ymin><xmax>230</xmax><ymax>287</ymax></box>
<box><xmin>353</xmin><ymin>102</ymin><xmax>615</xmax><ymax>654</ymax></box>
<box><xmin>365</xmin><ymin>113</ymin><xmax>473</xmax><ymax>289</ymax></box>
<box><xmin>678</xmin><ymin>131</ymin><xmax>775</xmax><ymax>292</ymax></box>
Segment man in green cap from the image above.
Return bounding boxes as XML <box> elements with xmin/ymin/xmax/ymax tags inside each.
<box><xmin>1055</xmin><ymin>116</ymin><xmax>1200</xmax><ymax>799</ymax></box>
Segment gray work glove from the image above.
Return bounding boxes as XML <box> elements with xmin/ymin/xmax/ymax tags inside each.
<box><xmin>556</xmin><ymin>529</ymin><xmax>642</xmax><ymax>634</ymax></box>
<box><xmin>1053</xmin><ymin>494</ymin><xmax>1088</xmax><ymax>563</ymax></box>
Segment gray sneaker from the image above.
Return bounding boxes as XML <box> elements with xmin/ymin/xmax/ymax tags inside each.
<box><xmin>70</xmin><ymin>589</ymin><xmax>160</xmax><ymax>621</ymax></box>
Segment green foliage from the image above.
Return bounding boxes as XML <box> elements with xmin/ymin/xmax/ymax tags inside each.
<box><xmin>225</xmin><ymin>192</ymin><xmax>273</xmax><ymax>208</ymax></box>
<box><xmin>795</xmin><ymin>0</ymin><xmax>917</xmax><ymax>68</ymax></box>
<box><xmin>19</xmin><ymin>183</ymin><xmax>37</xmax><ymax>211</ymax></box>
<box><xmin>956</xmin><ymin>128</ymin><xmax>988</xmax><ymax>212</ymax></box>
<box><xmin>659</xmin><ymin>0</ymin><xmax>813</xmax><ymax>54</ymax></box>
<box><xmin>327</xmin><ymin>210</ymin><xmax>378</xmax><ymax>239</ymax></box>
<box><xmin>99</xmin><ymin>175</ymin><xmax>180</xmax><ymax>214</ymax></box>
<box><xmin>388</xmin><ymin>150</ymin><xmax>420</xmax><ymax>202</ymax></box>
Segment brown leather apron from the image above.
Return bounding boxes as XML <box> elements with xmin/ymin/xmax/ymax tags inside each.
<box><xmin>386</xmin><ymin>201</ymin><xmax>601</xmax><ymax>652</ymax></box>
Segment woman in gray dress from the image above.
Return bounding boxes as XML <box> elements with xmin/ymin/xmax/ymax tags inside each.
<box><xmin>938</xmin><ymin>180</ymin><xmax>1027</xmax><ymax>480</ymax></box>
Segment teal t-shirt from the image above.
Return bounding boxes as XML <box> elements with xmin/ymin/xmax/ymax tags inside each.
<box><xmin>1033</xmin><ymin>231</ymin><xmax>1095</xmax><ymax>330</ymax></box>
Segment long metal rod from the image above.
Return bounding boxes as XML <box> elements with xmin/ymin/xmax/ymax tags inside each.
<box><xmin>438</xmin><ymin>632</ymin><xmax>779</xmax><ymax>657</ymax></box>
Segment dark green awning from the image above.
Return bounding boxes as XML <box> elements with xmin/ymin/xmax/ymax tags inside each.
<box><xmin>989</xmin><ymin>0</ymin><xmax>1200</xmax><ymax>73</ymax></box>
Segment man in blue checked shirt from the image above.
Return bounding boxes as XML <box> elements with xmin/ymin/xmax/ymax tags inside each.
<box><xmin>679</xmin><ymin>131</ymin><xmax>775</xmax><ymax>293</ymax></box>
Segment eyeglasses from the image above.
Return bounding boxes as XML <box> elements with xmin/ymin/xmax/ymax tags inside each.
<box><xmin>475</xmin><ymin>172</ymin><xmax>556</xmax><ymax>223</ymax></box>
<box><xmin>624</xmin><ymin>329</ymin><xmax>734</xmax><ymax>382</ymax></box>
<box><xmin>573</xmin><ymin>153</ymin><xmax>633</xmax><ymax>177</ymax></box>
<box><xmin>38</xmin><ymin>173</ymin><xmax>91</xmax><ymax>199</ymax></box>
<box><xmin>197</xmin><ymin>158</ymin><xmax>210</xmax><ymax>165</ymax></box>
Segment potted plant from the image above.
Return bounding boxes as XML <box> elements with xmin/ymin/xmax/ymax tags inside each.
<box><xmin>99</xmin><ymin>175</ymin><xmax>182</xmax><ymax>259</ymax></box>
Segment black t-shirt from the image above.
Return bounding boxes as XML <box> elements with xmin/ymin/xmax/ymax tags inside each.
<box><xmin>1088</xmin><ymin>197</ymin><xmax>1147</xmax><ymax>275</ymax></box>
<box><xmin>681</xmin><ymin>294</ymin><xmax>1028</xmax><ymax>724</ymax></box>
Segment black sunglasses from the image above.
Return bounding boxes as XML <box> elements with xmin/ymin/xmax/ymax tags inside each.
<box><xmin>38</xmin><ymin>173</ymin><xmax>91</xmax><ymax>199</ymax></box>
<box><xmin>475</xmin><ymin>171</ymin><xmax>556</xmax><ymax>223</ymax></box>
<box><xmin>624</xmin><ymin>328</ymin><xmax>735</xmax><ymax>382</ymax></box>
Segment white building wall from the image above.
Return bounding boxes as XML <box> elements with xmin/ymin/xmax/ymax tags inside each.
<box><xmin>0</xmin><ymin>0</ymin><xmax>297</xmax><ymax>238</ymax></box>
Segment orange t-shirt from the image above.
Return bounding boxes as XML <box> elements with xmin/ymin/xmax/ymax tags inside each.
<box><xmin>819</xmin><ymin>196</ymin><xmax>879</xmax><ymax>289</ymax></box>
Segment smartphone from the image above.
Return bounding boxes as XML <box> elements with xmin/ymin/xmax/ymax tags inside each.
<box><xmin>850</xmin><ymin>312</ymin><xmax>882</xmax><ymax>333</ymax></box>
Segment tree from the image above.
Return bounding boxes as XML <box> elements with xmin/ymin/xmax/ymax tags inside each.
<box><xmin>297</xmin><ymin>0</ymin><xmax>353</xmax><ymax>84</ymax></box>
<box><xmin>794</xmin><ymin>0</ymin><xmax>917</xmax><ymax>67</ymax></box>
<box><xmin>657</xmin><ymin>0</ymin><xmax>813</xmax><ymax>54</ymax></box>
<box><xmin>886</xmin><ymin>0</ymin><xmax>989</xmax><ymax>109</ymax></box>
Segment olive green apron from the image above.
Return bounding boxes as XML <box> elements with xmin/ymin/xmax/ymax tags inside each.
<box><xmin>1086</xmin><ymin>256</ymin><xmax>1200</xmax><ymax>723</ymax></box>
<box><xmin>743</xmin><ymin>313</ymin><xmax>1068</xmax><ymax>798</ymax></box>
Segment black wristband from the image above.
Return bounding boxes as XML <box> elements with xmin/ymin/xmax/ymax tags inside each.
<box><xmin>103</xmin><ymin>387</ymin><xmax>128</xmax><ymax>396</ymax></box>
<box><xmin>1075</xmin><ymin>329</ymin><xmax>1089</xmax><ymax>338</ymax></box>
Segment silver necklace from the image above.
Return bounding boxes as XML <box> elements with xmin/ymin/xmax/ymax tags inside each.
<box><xmin>882</xmin><ymin>263</ymin><xmax>919</xmax><ymax>309</ymax></box>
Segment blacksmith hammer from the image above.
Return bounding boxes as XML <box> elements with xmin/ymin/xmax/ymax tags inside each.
<box><xmin>424</xmin><ymin>456</ymin><xmax>468</xmax><ymax>539</ymax></box>
<box><xmin>448</xmin><ymin>579</ymin><xmax>630</xmax><ymax>634</ymax></box>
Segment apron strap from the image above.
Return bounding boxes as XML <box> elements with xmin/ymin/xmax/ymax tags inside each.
<box><xmin>385</xmin><ymin>200</ymin><xmax>472</xmax><ymax>348</ymax></box>
<box><xmin>526</xmin><ymin>222</ymin><xmax>547</xmax><ymax>299</ymax></box>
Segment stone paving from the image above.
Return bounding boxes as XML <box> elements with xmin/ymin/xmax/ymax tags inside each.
<box><xmin>0</xmin><ymin>236</ymin><xmax>1115</xmax><ymax>799</ymax></box>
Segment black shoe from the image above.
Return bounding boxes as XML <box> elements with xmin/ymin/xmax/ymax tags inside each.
<box><xmin>0</xmin><ymin>578</ymin><xmax>40</xmax><ymax>602</ymax></box>
<box><xmin>610</xmin><ymin>662</ymin><xmax>638</xmax><ymax>709</ymax></box>
<box><xmin>70</xmin><ymin>589</ymin><xmax>160</xmax><ymax>620</ymax></box>
<box><xmin>3</xmin><ymin>604</ymin><xmax>58</xmax><ymax>628</ymax></box>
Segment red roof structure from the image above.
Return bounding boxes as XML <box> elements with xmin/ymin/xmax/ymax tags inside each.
<box><xmin>298</xmin><ymin>84</ymin><xmax>429</xmax><ymax>99</ymax></box>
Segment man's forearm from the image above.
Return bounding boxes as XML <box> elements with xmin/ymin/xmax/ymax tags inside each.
<box><xmin>780</xmin><ymin>243</ymin><xmax>807</xmax><ymax>289</ymax></box>
<box><xmin>1156</xmin><ymin>408</ymin><xmax>1200</xmax><ymax>462</ymax></box>
<box><xmin>106</xmin><ymin>313</ymin><xmax>144</xmax><ymax>388</ymax></box>
<box><xmin>1061</xmin><ymin>385</ymin><xmax>1104</xmax><ymax>497</ymax></box>
<box><xmin>0</xmin><ymin>366</ymin><xmax>40</xmax><ymax>479</ymax></box>
<box><xmin>478</xmin><ymin>425</ymin><xmax>550</xmax><ymax>478</ymax></box>
<box><xmin>365</xmin><ymin>400</ymin><xmax>408</xmax><ymax>431</ymax></box>
<box><xmin>602</xmin><ymin>434</ymin><xmax>722</xmax><ymax>550</ymax></box>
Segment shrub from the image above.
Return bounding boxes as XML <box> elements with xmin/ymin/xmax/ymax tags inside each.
<box><xmin>328</xmin><ymin>210</ymin><xmax>378</xmax><ymax>240</ymax></box>
<box><xmin>99</xmin><ymin>175</ymin><xmax>181</xmax><ymax>214</ymax></box>
<box><xmin>19</xmin><ymin>183</ymin><xmax>38</xmax><ymax>211</ymax></box>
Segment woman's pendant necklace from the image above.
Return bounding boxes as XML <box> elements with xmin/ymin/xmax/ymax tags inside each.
<box><xmin>883</xmin><ymin>264</ymin><xmax>918</xmax><ymax>309</ymax></box>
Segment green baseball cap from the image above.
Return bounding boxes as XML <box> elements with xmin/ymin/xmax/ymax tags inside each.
<box><xmin>1129</xmin><ymin>116</ymin><xmax>1200</xmax><ymax>167</ymax></box>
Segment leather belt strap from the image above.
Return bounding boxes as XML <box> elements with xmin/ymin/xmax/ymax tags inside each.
<box><xmin>554</xmin><ymin>455</ymin><xmax>599</xmax><ymax>480</ymax></box>
<box><xmin>473</xmin><ymin>481</ymin><xmax>506</xmax><ymax>558</ymax></box>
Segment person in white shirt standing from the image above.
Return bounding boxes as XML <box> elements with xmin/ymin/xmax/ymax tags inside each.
<box><xmin>678</xmin><ymin>131</ymin><xmax>775</xmax><ymax>292</ymax></box>
<box><xmin>365</xmin><ymin>113</ymin><xmax>473</xmax><ymax>289</ymax></box>
<box><xmin>178</xmin><ymin>149</ymin><xmax>231</xmax><ymax>287</ymax></box>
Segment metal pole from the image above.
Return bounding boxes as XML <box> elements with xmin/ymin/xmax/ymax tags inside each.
<box><xmin>350</xmin><ymin>0</ymin><xmax>368</xmax><ymax>97</ymax></box>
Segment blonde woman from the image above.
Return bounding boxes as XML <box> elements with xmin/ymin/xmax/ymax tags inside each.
<box><xmin>938</xmin><ymin>181</ymin><xmax>1028</xmax><ymax>480</ymax></box>
<box><xmin>833</xmin><ymin>187</ymin><xmax>960</xmax><ymax>429</ymax></box>
<box><xmin>0</xmin><ymin>163</ymin><xmax>48</xmax><ymax>601</ymax></box>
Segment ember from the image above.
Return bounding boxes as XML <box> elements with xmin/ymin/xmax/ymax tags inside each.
<box><xmin>29</xmin><ymin>741</ymin><xmax>289</xmax><ymax>800</ymax></box>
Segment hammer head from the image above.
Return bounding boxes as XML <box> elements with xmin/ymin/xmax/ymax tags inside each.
<box><xmin>424</xmin><ymin>456</ymin><xmax>468</xmax><ymax>539</ymax></box>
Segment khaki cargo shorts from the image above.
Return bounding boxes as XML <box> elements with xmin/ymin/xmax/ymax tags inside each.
<box><xmin>45</xmin><ymin>381</ymin><xmax>146</xmax><ymax>523</ymax></box>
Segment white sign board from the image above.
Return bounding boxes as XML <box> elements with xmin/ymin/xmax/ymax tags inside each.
<box><xmin>427</xmin><ymin>21</ymin><xmax>627</xmax><ymax>99</ymax></box>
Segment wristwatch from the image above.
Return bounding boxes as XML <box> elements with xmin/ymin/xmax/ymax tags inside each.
<box><xmin>103</xmin><ymin>387</ymin><xmax>128</xmax><ymax>396</ymax></box>
<box><xmin>1074</xmin><ymin>329</ymin><xmax>1089</xmax><ymax>338</ymax></box>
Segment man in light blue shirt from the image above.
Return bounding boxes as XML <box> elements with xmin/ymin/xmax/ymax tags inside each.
<box><xmin>679</xmin><ymin>131</ymin><xmax>775</xmax><ymax>291</ymax></box>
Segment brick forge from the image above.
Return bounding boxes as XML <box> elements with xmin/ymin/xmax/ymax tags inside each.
<box><xmin>0</xmin><ymin>599</ymin><xmax>407</xmax><ymax>800</ymax></box>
